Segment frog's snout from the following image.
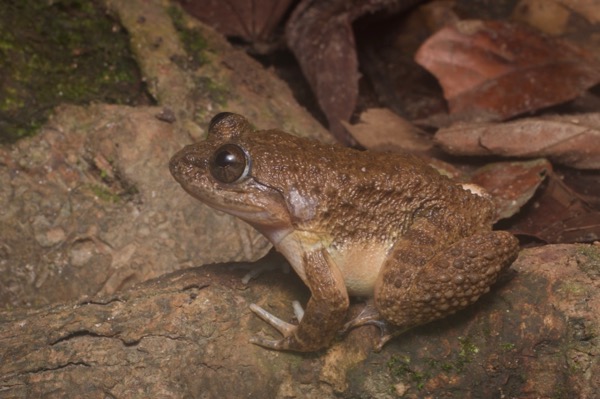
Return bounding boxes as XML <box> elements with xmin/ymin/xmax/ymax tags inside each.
<box><xmin>168</xmin><ymin>148</ymin><xmax>185</xmax><ymax>179</ymax></box>
<box><xmin>169</xmin><ymin>147</ymin><xmax>196</xmax><ymax>182</ymax></box>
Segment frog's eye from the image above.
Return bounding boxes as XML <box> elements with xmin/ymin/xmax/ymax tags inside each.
<box><xmin>209</xmin><ymin>144</ymin><xmax>251</xmax><ymax>184</ymax></box>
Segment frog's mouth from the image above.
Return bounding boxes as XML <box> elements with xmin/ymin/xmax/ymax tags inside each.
<box><xmin>196</xmin><ymin>188</ymin><xmax>295</xmax><ymax>245</ymax></box>
<box><xmin>176</xmin><ymin>174</ymin><xmax>295</xmax><ymax>244</ymax></box>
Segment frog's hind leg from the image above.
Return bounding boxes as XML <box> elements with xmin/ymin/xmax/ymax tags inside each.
<box><xmin>375</xmin><ymin>230</ymin><xmax>519</xmax><ymax>338</ymax></box>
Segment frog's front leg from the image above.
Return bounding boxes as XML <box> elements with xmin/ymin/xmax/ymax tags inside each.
<box><xmin>250</xmin><ymin>249</ymin><xmax>349</xmax><ymax>352</ymax></box>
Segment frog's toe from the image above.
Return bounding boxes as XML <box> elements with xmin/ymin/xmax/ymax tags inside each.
<box><xmin>341</xmin><ymin>302</ymin><xmax>383</xmax><ymax>333</ymax></box>
<box><xmin>340</xmin><ymin>303</ymin><xmax>408</xmax><ymax>351</ymax></box>
<box><xmin>373</xmin><ymin>328</ymin><xmax>408</xmax><ymax>352</ymax></box>
<box><xmin>249</xmin><ymin>334</ymin><xmax>290</xmax><ymax>350</ymax></box>
<box><xmin>249</xmin><ymin>304</ymin><xmax>302</xmax><ymax>350</ymax></box>
<box><xmin>249</xmin><ymin>303</ymin><xmax>296</xmax><ymax>336</ymax></box>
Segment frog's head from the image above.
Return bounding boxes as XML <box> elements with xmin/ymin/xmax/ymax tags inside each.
<box><xmin>169</xmin><ymin>112</ymin><xmax>295</xmax><ymax>242</ymax></box>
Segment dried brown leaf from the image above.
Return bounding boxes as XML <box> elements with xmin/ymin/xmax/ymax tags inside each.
<box><xmin>509</xmin><ymin>172</ymin><xmax>600</xmax><ymax>243</ymax></box>
<box><xmin>415</xmin><ymin>20</ymin><xmax>600</xmax><ymax>121</ymax></box>
<box><xmin>470</xmin><ymin>159</ymin><xmax>551</xmax><ymax>220</ymax></box>
<box><xmin>285</xmin><ymin>0</ymin><xmax>359</xmax><ymax>144</ymax></box>
<box><xmin>356</xmin><ymin>2</ymin><xmax>449</xmax><ymax>123</ymax></box>
<box><xmin>435</xmin><ymin>113</ymin><xmax>600</xmax><ymax>169</ymax></box>
<box><xmin>178</xmin><ymin>0</ymin><xmax>294</xmax><ymax>43</ymax></box>
<box><xmin>342</xmin><ymin>108</ymin><xmax>433</xmax><ymax>153</ymax></box>
<box><xmin>286</xmin><ymin>0</ymin><xmax>424</xmax><ymax>144</ymax></box>
<box><xmin>562</xmin><ymin>168</ymin><xmax>600</xmax><ymax>208</ymax></box>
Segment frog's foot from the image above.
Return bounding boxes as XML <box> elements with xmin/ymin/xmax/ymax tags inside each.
<box><xmin>249</xmin><ymin>303</ymin><xmax>297</xmax><ymax>349</ymax></box>
<box><xmin>373</xmin><ymin>325</ymin><xmax>408</xmax><ymax>352</ymax></box>
<box><xmin>341</xmin><ymin>302</ymin><xmax>383</xmax><ymax>333</ymax></box>
<box><xmin>341</xmin><ymin>303</ymin><xmax>407</xmax><ymax>351</ymax></box>
<box><xmin>347</xmin><ymin>317</ymin><xmax>406</xmax><ymax>352</ymax></box>
<box><xmin>248</xmin><ymin>248</ymin><xmax>350</xmax><ymax>352</ymax></box>
<box><xmin>249</xmin><ymin>298</ymin><xmax>345</xmax><ymax>352</ymax></box>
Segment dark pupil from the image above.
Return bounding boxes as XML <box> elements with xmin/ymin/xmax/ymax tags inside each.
<box><xmin>215</xmin><ymin>150</ymin><xmax>236</xmax><ymax>167</ymax></box>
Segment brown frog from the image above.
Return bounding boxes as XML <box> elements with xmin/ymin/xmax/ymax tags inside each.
<box><xmin>169</xmin><ymin>113</ymin><xmax>519</xmax><ymax>352</ymax></box>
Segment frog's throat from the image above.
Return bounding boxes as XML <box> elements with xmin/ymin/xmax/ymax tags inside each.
<box><xmin>248</xmin><ymin>222</ymin><xmax>294</xmax><ymax>247</ymax></box>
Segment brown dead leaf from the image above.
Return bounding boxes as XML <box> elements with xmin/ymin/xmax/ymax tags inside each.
<box><xmin>415</xmin><ymin>20</ymin><xmax>600</xmax><ymax>121</ymax></box>
<box><xmin>342</xmin><ymin>108</ymin><xmax>433</xmax><ymax>153</ymax></box>
<box><xmin>177</xmin><ymin>0</ymin><xmax>294</xmax><ymax>44</ymax></box>
<box><xmin>286</xmin><ymin>0</ymin><xmax>424</xmax><ymax>144</ymax></box>
<box><xmin>435</xmin><ymin>113</ymin><xmax>600</xmax><ymax>169</ymax></box>
<box><xmin>426</xmin><ymin>158</ymin><xmax>463</xmax><ymax>180</ymax></box>
<box><xmin>509</xmin><ymin>171</ymin><xmax>600</xmax><ymax>243</ymax></box>
<box><xmin>470</xmin><ymin>159</ymin><xmax>551</xmax><ymax>221</ymax></box>
<box><xmin>562</xmin><ymin>168</ymin><xmax>600</xmax><ymax>208</ymax></box>
<box><xmin>285</xmin><ymin>0</ymin><xmax>360</xmax><ymax>144</ymax></box>
<box><xmin>356</xmin><ymin>2</ymin><xmax>448</xmax><ymax>123</ymax></box>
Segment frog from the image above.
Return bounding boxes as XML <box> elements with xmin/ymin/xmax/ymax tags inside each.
<box><xmin>169</xmin><ymin>112</ymin><xmax>520</xmax><ymax>352</ymax></box>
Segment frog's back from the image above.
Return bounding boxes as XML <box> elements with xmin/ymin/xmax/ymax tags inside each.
<box><xmin>244</xmin><ymin>130</ymin><xmax>495</xmax><ymax>243</ymax></box>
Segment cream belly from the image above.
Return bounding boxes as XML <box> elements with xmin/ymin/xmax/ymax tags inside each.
<box><xmin>274</xmin><ymin>230</ymin><xmax>389</xmax><ymax>298</ymax></box>
<box><xmin>329</xmin><ymin>243</ymin><xmax>388</xmax><ymax>297</ymax></box>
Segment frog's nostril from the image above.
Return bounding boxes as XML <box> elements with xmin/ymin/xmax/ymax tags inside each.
<box><xmin>183</xmin><ymin>153</ymin><xmax>205</xmax><ymax>168</ymax></box>
<box><xmin>169</xmin><ymin>157</ymin><xmax>182</xmax><ymax>178</ymax></box>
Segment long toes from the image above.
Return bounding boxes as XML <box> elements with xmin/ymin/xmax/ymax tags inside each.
<box><xmin>373</xmin><ymin>333</ymin><xmax>396</xmax><ymax>352</ymax></box>
<box><xmin>250</xmin><ymin>304</ymin><xmax>296</xmax><ymax>336</ymax></box>
<box><xmin>249</xmin><ymin>335</ymin><xmax>287</xmax><ymax>350</ymax></box>
<box><xmin>340</xmin><ymin>303</ymin><xmax>380</xmax><ymax>333</ymax></box>
<box><xmin>373</xmin><ymin>325</ymin><xmax>411</xmax><ymax>352</ymax></box>
<box><xmin>342</xmin><ymin>317</ymin><xmax>387</xmax><ymax>334</ymax></box>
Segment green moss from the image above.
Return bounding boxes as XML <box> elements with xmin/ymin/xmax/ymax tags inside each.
<box><xmin>387</xmin><ymin>335</ymin><xmax>486</xmax><ymax>392</ymax></box>
<box><xmin>167</xmin><ymin>4</ymin><xmax>232</xmax><ymax>120</ymax></box>
<box><xmin>455</xmin><ymin>336</ymin><xmax>479</xmax><ymax>370</ymax></box>
<box><xmin>500</xmin><ymin>342</ymin><xmax>516</xmax><ymax>351</ymax></box>
<box><xmin>440</xmin><ymin>362</ymin><xmax>454</xmax><ymax>372</ymax></box>
<box><xmin>193</xmin><ymin>77</ymin><xmax>229</xmax><ymax>109</ymax></box>
<box><xmin>167</xmin><ymin>5</ymin><xmax>210</xmax><ymax>70</ymax></box>
<box><xmin>387</xmin><ymin>355</ymin><xmax>430</xmax><ymax>391</ymax></box>
<box><xmin>577</xmin><ymin>245</ymin><xmax>600</xmax><ymax>261</ymax></box>
<box><xmin>87</xmin><ymin>184</ymin><xmax>121</xmax><ymax>203</ymax></box>
<box><xmin>560</xmin><ymin>281</ymin><xmax>588</xmax><ymax>296</ymax></box>
<box><xmin>576</xmin><ymin>245</ymin><xmax>600</xmax><ymax>278</ymax></box>
<box><xmin>0</xmin><ymin>0</ymin><xmax>149</xmax><ymax>143</ymax></box>
<box><xmin>387</xmin><ymin>354</ymin><xmax>411</xmax><ymax>378</ymax></box>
